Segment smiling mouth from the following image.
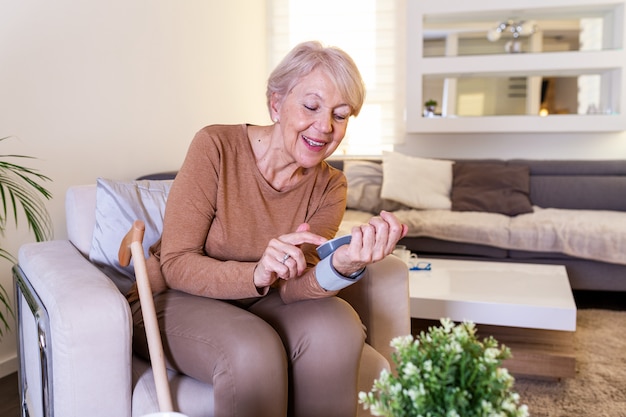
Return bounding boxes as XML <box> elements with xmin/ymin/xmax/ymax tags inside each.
<box><xmin>303</xmin><ymin>135</ymin><xmax>325</xmax><ymax>147</ymax></box>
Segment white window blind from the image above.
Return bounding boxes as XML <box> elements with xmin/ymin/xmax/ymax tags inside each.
<box><xmin>267</xmin><ymin>0</ymin><xmax>405</xmax><ymax>156</ymax></box>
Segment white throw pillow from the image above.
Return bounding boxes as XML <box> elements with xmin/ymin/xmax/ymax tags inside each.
<box><xmin>380</xmin><ymin>151</ymin><xmax>453</xmax><ymax>210</ymax></box>
<box><xmin>88</xmin><ymin>178</ymin><xmax>172</xmax><ymax>293</ymax></box>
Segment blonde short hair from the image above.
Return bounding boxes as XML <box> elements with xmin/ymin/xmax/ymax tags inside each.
<box><xmin>266</xmin><ymin>41</ymin><xmax>366</xmax><ymax>117</ymax></box>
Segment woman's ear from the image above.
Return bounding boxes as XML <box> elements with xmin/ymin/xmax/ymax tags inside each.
<box><xmin>270</xmin><ymin>92</ymin><xmax>282</xmax><ymax>123</ymax></box>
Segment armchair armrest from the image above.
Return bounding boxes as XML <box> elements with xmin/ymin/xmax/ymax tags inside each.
<box><xmin>339</xmin><ymin>255</ymin><xmax>410</xmax><ymax>364</ymax></box>
<box><xmin>16</xmin><ymin>240</ymin><xmax>133</xmax><ymax>417</ymax></box>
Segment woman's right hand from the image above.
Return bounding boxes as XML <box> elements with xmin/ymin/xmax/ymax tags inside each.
<box><xmin>331</xmin><ymin>210</ymin><xmax>408</xmax><ymax>277</ymax></box>
<box><xmin>253</xmin><ymin>223</ymin><xmax>327</xmax><ymax>289</ymax></box>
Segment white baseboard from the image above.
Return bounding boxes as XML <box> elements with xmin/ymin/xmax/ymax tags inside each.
<box><xmin>0</xmin><ymin>354</ymin><xmax>18</xmax><ymax>378</ymax></box>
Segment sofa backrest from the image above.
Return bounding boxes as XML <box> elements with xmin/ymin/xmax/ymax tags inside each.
<box><xmin>510</xmin><ymin>159</ymin><xmax>626</xmax><ymax>211</ymax></box>
<box><xmin>65</xmin><ymin>184</ymin><xmax>97</xmax><ymax>256</ymax></box>
<box><xmin>330</xmin><ymin>158</ymin><xmax>626</xmax><ymax>212</ymax></box>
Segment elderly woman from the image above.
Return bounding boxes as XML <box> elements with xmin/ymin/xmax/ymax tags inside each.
<box><xmin>130</xmin><ymin>41</ymin><xmax>408</xmax><ymax>417</ymax></box>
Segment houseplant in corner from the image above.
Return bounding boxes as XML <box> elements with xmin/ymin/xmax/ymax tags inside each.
<box><xmin>359</xmin><ymin>318</ymin><xmax>529</xmax><ymax>417</ymax></box>
<box><xmin>0</xmin><ymin>136</ymin><xmax>53</xmax><ymax>340</ymax></box>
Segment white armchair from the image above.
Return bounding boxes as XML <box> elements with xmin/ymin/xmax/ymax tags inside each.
<box><xmin>13</xmin><ymin>181</ymin><xmax>410</xmax><ymax>417</ymax></box>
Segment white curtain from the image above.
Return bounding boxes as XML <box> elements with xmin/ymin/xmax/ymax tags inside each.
<box><xmin>267</xmin><ymin>0</ymin><xmax>405</xmax><ymax>155</ymax></box>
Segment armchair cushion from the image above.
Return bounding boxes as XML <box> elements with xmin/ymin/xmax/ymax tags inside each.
<box><xmin>88</xmin><ymin>178</ymin><xmax>172</xmax><ymax>293</ymax></box>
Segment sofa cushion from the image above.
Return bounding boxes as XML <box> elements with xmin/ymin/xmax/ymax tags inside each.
<box><xmin>88</xmin><ymin>178</ymin><xmax>172</xmax><ymax>293</ymax></box>
<box><xmin>392</xmin><ymin>208</ymin><xmax>512</xmax><ymax>248</ymax></box>
<box><xmin>344</xmin><ymin>160</ymin><xmax>408</xmax><ymax>214</ymax></box>
<box><xmin>380</xmin><ymin>151</ymin><xmax>453</xmax><ymax>210</ymax></box>
<box><xmin>352</xmin><ymin>205</ymin><xmax>626</xmax><ymax>266</ymax></box>
<box><xmin>509</xmin><ymin>207</ymin><xmax>626</xmax><ymax>265</ymax></box>
<box><xmin>451</xmin><ymin>162</ymin><xmax>533</xmax><ymax>216</ymax></box>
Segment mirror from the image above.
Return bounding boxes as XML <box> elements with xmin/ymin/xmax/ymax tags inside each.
<box><xmin>423</xmin><ymin>72</ymin><xmax>618</xmax><ymax>117</ymax></box>
<box><xmin>423</xmin><ymin>4</ymin><xmax>622</xmax><ymax>57</ymax></box>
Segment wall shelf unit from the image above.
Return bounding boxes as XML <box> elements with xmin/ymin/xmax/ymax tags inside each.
<box><xmin>407</xmin><ymin>0</ymin><xmax>626</xmax><ymax>133</ymax></box>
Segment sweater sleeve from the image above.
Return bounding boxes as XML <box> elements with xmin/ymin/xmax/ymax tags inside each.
<box><xmin>159</xmin><ymin>128</ymin><xmax>263</xmax><ymax>300</ymax></box>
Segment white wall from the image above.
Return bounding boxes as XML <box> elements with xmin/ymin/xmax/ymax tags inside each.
<box><xmin>0</xmin><ymin>0</ymin><xmax>269</xmax><ymax>377</ymax></box>
<box><xmin>396</xmin><ymin>131</ymin><xmax>626</xmax><ymax>159</ymax></box>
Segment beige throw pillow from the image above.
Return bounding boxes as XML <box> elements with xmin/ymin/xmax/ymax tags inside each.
<box><xmin>380</xmin><ymin>151</ymin><xmax>453</xmax><ymax>210</ymax></box>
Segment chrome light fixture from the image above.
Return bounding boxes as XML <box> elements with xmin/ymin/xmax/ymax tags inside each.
<box><xmin>487</xmin><ymin>20</ymin><xmax>537</xmax><ymax>53</ymax></box>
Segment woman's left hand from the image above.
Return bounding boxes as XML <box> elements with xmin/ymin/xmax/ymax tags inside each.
<box><xmin>331</xmin><ymin>210</ymin><xmax>408</xmax><ymax>277</ymax></box>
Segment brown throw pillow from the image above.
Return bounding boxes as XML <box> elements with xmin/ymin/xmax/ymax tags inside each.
<box><xmin>451</xmin><ymin>162</ymin><xmax>533</xmax><ymax>216</ymax></box>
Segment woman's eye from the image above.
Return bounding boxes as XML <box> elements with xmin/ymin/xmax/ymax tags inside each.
<box><xmin>304</xmin><ymin>104</ymin><xmax>317</xmax><ymax>111</ymax></box>
<box><xmin>334</xmin><ymin>114</ymin><xmax>348</xmax><ymax>121</ymax></box>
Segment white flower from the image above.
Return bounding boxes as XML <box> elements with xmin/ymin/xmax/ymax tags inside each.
<box><xmin>403</xmin><ymin>361</ymin><xmax>419</xmax><ymax>377</ymax></box>
<box><xmin>441</xmin><ymin>317</ymin><xmax>454</xmax><ymax>332</ymax></box>
<box><xmin>448</xmin><ymin>340</ymin><xmax>463</xmax><ymax>354</ymax></box>
<box><xmin>519</xmin><ymin>404</ymin><xmax>530</xmax><ymax>417</ymax></box>
<box><xmin>481</xmin><ymin>399</ymin><xmax>494</xmax><ymax>413</ymax></box>
<box><xmin>502</xmin><ymin>397</ymin><xmax>517</xmax><ymax>412</ymax></box>
<box><xmin>497</xmin><ymin>367</ymin><xmax>512</xmax><ymax>382</ymax></box>
<box><xmin>369</xmin><ymin>403</ymin><xmax>387</xmax><ymax>417</ymax></box>
<box><xmin>446</xmin><ymin>409</ymin><xmax>460</xmax><ymax>417</ymax></box>
<box><xmin>390</xmin><ymin>334</ymin><xmax>414</xmax><ymax>350</ymax></box>
<box><xmin>378</xmin><ymin>368</ymin><xmax>391</xmax><ymax>383</ymax></box>
<box><xmin>452</xmin><ymin>323</ymin><xmax>470</xmax><ymax>341</ymax></box>
<box><xmin>484</xmin><ymin>347</ymin><xmax>500</xmax><ymax>363</ymax></box>
<box><xmin>405</xmin><ymin>386</ymin><xmax>421</xmax><ymax>403</ymax></box>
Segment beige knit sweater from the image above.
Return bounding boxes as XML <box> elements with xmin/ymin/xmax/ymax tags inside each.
<box><xmin>140</xmin><ymin>124</ymin><xmax>347</xmax><ymax>304</ymax></box>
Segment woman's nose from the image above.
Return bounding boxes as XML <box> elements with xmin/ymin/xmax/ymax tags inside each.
<box><xmin>316</xmin><ymin>112</ymin><xmax>333</xmax><ymax>133</ymax></box>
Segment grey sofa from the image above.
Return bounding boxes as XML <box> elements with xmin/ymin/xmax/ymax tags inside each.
<box><xmin>141</xmin><ymin>160</ymin><xmax>626</xmax><ymax>292</ymax></box>
<box><xmin>330</xmin><ymin>159</ymin><xmax>626</xmax><ymax>292</ymax></box>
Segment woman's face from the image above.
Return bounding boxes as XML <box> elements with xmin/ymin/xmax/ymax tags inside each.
<box><xmin>273</xmin><ymin>68</ymin><xmax>352</xmax><ymax>168</ymax></box>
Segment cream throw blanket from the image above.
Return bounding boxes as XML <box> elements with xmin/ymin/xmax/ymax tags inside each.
<box><xmin>340</xmin><ymin>207</ymin><xmax>626</xmax><ymax>266</ymax></box>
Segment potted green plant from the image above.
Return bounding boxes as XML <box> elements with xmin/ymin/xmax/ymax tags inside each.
<box><xmin>424</xmin><ymin>99</ymin><xmax>437</xmax><ymax>117</ymax></box>
<box><xmin>0</xmin><ymin>136</ymin><xmax>53</xmax><ymax>340</ymax></box>
<box><xmin>359</xmin><ymin>318</ymin><xmax>529</xmax><ymax>417</ymax></box>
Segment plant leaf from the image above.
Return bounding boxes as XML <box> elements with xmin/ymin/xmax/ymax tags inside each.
<box><xmin>0</xmin><ymin>136</ymin><xmax>53</xmax><ymax>340</ymax></box>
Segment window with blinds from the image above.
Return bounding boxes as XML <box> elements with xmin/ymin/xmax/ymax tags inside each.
<box><xmin>267</xmin><ymin>0</ymin><xmax>404</xmax><ymax>156</ymax></box>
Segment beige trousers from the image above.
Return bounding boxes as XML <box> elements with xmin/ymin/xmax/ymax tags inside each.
<box><xmin>132</xmin><ymin>289</ymin><xmax>366</xmax><ymax>417</ymax></box>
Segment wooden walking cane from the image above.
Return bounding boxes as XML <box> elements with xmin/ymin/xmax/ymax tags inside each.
<box><xmin>119</xmin><ymin>220</ymin><xmax>174</xmax><ymax>413</ymax></box>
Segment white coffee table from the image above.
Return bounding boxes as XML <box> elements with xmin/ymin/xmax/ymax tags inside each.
<box><xmin>409</xmin><ymin>257</ymin><xmax>577</xmax><ymax>379</ymax></box>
